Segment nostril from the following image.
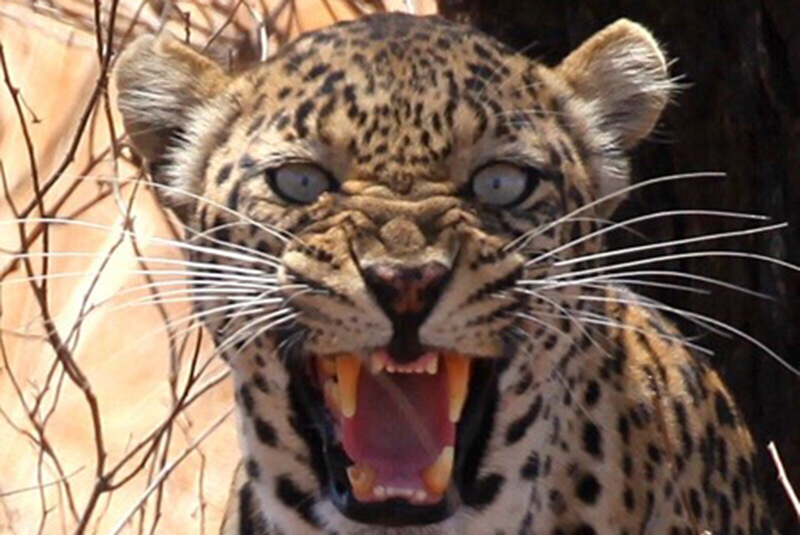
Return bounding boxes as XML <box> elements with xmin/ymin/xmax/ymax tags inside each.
<box><xmin>363</xmin><ymin>263</ymin><xmax>449</xmax><ymax>316</ymax></box>
<box><xmin>362</xmin><ymin>262</ymin><xmax>450</xmax><ymax>364</ymax></box>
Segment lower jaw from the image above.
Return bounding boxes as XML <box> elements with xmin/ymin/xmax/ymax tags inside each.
<box><xmin>286</xmin><ymin>355</ymin><xmax>501</xmax><ymax>527</ymax></box>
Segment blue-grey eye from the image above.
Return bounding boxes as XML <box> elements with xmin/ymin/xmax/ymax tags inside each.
<box><xmin>269</xmin><ymin>163</ymin><xmax>333</xmax><ymax>204</ymax></box>
<box><xmin>471</xmin><ymin>163</ymin><xmax>534</xmax><ymax>207</ymax></box>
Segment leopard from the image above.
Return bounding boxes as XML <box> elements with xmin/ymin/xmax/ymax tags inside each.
<box><xmin>115</xmin><ymin>13</ymin><xmax>776</xmax><ymax>535</ymax></box>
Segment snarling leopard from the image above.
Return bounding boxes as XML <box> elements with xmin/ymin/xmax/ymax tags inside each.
<box><xmin>115</xmin><ymin>13</ymin><xmax>775</xmax><ymax>534</ymax></box>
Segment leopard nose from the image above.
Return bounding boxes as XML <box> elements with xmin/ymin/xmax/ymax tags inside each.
<box><xmin>362</xmin><ymin>262</ymin><xmax>450</xmax><ymax>364</ymax></box>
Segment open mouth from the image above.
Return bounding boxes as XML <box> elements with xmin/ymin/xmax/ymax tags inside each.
<box><xmin>287</xmin><ymin>347</ymin><xmax>499</xmax><ymax>526</ymax></box>
<box><xmin>316</xmin><ymin>350</ymin><xmax>469</xmax><ymax>505</ymax></box>
<box><xmin>281</xmin><ymin>262</ymin><xmax>501</xmax><ymax>526</ymax></box>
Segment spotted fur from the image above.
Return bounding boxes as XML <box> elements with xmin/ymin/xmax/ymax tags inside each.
<box><xmin>116</xmin><ymin>14</ymin><xmax>774</xmax><ymax>534</ymax></box>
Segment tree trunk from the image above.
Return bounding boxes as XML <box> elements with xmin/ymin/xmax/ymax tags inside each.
<box><xmin>438</xmin><ymin>1</ymin><xmax>800</xmax><ymax>532</ymax></box>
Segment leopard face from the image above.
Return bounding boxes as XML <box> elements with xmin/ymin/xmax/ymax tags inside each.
<box><xmin>116</xmin><ymin>13</ymin><xmax>773</xmax><ymax>535</ymax></box>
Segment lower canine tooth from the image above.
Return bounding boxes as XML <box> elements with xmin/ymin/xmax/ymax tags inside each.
<box><xmin>336</xmin><ymin>354</ymin><xmax>361</xmax><ymax>418</ymax></box>
<box><xmin>421</xmin><ymin>446</ymin><xmax>454</xmax><ymax>497</ymax></box>
<box><xmin>347</xmin><ymin>464</ymin><xmax>377</xmax><ymax>501</ymax></box>
<box><xmin>445</xmin><ymin>354</ymin><xmax>470</xmax><ymax>423</ymax></box>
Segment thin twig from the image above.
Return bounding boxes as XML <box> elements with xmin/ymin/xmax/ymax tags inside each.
<box><xmin>768</xmin><ymin>442</ymin><xmax>800</xmax><ymax>520</ymax></box>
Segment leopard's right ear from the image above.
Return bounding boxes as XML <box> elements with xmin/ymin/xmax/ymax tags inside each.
<box><xmin>115</xmin><ymin>35</ymin><xmax>231</xmax><ymax>176</ymax></box>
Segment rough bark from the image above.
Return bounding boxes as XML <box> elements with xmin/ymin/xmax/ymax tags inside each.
<box><xmin>439</xmin><ymin>1</ymin><xmax>800</xmax><ymax>532</ymax></box>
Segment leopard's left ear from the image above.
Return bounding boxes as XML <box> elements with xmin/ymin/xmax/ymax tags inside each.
<box><xmin>557</xmin><ymin>19</ymin><xmax>673</xmax><ymax>149</ymax></box>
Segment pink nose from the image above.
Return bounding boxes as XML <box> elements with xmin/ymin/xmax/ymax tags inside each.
<box><xmin>362</xmin><ymin>262</ymin><xmax>450</xmax><ymax>364</ymax></box>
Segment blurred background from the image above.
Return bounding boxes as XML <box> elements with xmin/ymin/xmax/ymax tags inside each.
<box><xmin>1</xmin><ymin>0</ymin><xmax>797</xmax><ymax>533</ymax></box>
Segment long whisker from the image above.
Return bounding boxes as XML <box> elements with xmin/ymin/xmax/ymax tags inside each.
<box><xmin>2</xmin><ymin>218</ymin><xmax>282</xmax><ymax>270</ymax></box>
<box><xmin>214</xmin><ymin>310</ymin><xmax>300</xmax><ymax>360</ymax></box>
<box><xmin>145</xmin><ymin>180</ymin><xmax>302</xmax><ymax>245</ymax></box>
<box><xmin>525</xmin><ymin>209</ymin><xmax>772</xmax><ymax>266</ymax></box>
<box><xmin>504</xmin><ymin>172</ymin><xmax>727</xmax><ymax>252</ymax></box>
<box><xmin>7</xmin><ymin>250</ymin><xmax>278</xmax><ymax>277</ymax></box>
<box><xmin>514</xmin><ymin>288</ymin><xmax>708</xmax><ymax>351</ymax></box>
<box><xmin>548</xmin><ymin>222</ymin><xmax>787</xmax><ymax>268</ymax></box>
<box><xmin>1</xmin><ymin>268</ymin><xmax>279</xmax><ymax>288</ymax></box>
<box><xmin>543</xmin><ymin>250</ymin><xmax>800</xmax><ymax>282</ymax></box>
<box><xmin>573</xmin><ymin>293</ymin><xmax>800</xmax><ymax>377</ymax></box>
<box><xmin>527</xmin><ymin>269</ymin><xmax>772</xmax><ymax>301</ymax></box>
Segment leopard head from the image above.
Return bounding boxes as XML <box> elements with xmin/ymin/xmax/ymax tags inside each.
<box><xmin>116</xmin><ymin>14</ymin><xmax>671</xmax><ymax>531</ymax></box>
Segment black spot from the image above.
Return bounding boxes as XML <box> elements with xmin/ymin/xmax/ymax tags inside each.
<box><xmin>245</xmin><ymin>458</ymin><xmax>261</xmax><ymax>480</ymax></box>
<box><xmin>689</xmin><ymin>488</ymin><xmax>702</xmax><ymax>519</ymax></box>
<box><xmin>582</xmin><ymin>422</ymin><xmax>602</xmax><ymax>458</ymax></box>
<box><xmin>215</xmin><ymin>163</ymin><xmax>233</xmax><ymax>185</ymax></box>
<box><xmin>238</xmin><ymin>483</ymin><xmax>269</xmax><ymax>535</ymax></box>
<box><xmin>574</xmin><ymin>523</ymin><xmax>597</xmax><ymax>535</ymax></box>
<box><xmin>584</xmin><ymin>380</ymin><xmax>600</xmax><ymax>407</ymax></box>
<box><xmin>520</xmin><ymin>451</ymin><xmax>540</xmax><ymax>480</ymax></box>
<box><xmin>617</xmin><ymin>415</ymin><xmax>630</xmax><ymax>445</ymax></box>
<box><xmin>320</xmin><ymin>70</ymin><xmax>346</xmax><ymax>94</ymax></box>
<box><xmin>575</xmin><ymin>473</ymin><xmax>601</xmax><ymax>504</ymax></box>
<box><xmin>247</xmin><ymin>114</ymin><xmax>266</xmax><ymax>135</ymax></box>
<box><xmin>303</xmin><ymin>63</ymin><xmax>330</xmax><ymax>82</ymax></box>
<box><xmin>275</xmin><ymin>476</ymin><xmax>320</xmax><ymax>526</ymax></box>
<box><xmin>277</xmin><ymin>87</ymin><xmax>292</xmax><ymax>100</ymax></box>
<box><xmin>648</xmin><ymin>444</ymin><xmax>663</xmax><ymax>465</ymax></box>
<box><xmin>253</xmin><ymin>372</ymin><xmax>270</xmax><ymax>393</ymax></box>
<box><xmin>715</xmin><ymin>391</ymin><xmax>736</xmax><ymax>427</ymax></box>
<box><xmin>624</xmin><ymin>487</ymin><xmax>635</xmax><ymax>511</ymax></box>
<box><xmin>294</xmin><ymin>100</ymin><xmax>316</xmax><ymax>138</ymax></box>
<box><xmin>239</xmin><ymin>384</ymin><xmax>255</xmax><ymax>415</ymax></box>
<box><xmin>254</xmin><ymin>417</ymin><xmax>278</xmax><ymax>446</ymax></box>
<box><xmin>623</xmin><ymin>454</ymin><xmax>633</xmax><ymax>477</ymax></box>
<box><xmin>505</xmin><ymin>395</ymin><xmax>543</xmax><ymax>445</ymax></box>
<box><xmin>464</xmin><ymin>473</ymin><xmax>504</xmax><ymax>510</ymax></box>
<box><xmin>719</xmin><ymin>493</ymin><xmax>732</xmax><ymax>534</ymax></box>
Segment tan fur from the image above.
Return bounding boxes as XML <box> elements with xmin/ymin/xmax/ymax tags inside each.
<box><xmin>115</xmin><ymin>14</ymin><xmax>774</xmax><ymax>535</ymax></box>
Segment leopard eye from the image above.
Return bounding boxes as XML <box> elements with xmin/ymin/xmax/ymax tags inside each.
<box><xmin>471</xmin><ymin>163</ymin><xmax>535</xmax><ymax>208</ymax></box>
<box><xmin>268</xmin><ymin>163</ymin><xmax>333</xmax><ymax>204</ymax></box>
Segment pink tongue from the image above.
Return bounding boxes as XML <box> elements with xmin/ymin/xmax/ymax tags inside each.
<box><xmin>342</xmin><ymin>369</ymin><xmax>454</xmax><ymax>485</ymax></box>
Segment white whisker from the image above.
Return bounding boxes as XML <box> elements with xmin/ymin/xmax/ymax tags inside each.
<box><xmin>504</xmin><ymin>172</ymin><xmax>727</xmax><ymax>252</ymax></box>
<box><xmin>549</xmin><ymin>222</ymin><xmax>787</xmax><ymax>268</ymax></box>
<box><xmin>525</xmin><ymin>209</ymin><xmax>772</xmax><ymax>266</ymax></box>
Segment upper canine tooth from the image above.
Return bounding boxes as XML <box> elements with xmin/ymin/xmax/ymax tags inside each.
<box><xmin>421</xmin><ymin>446</ymin><xmax>454</xmax><ymax>497</ymax></box>
<box><xmin>445</xmin><ymin>354</ymin><xmax>470</xmax><ymax>423</ymax></box>
<box><xmin>336</xmin><ymin>354</ymin><xmax>361</xmax><ymax>418</ymax></box>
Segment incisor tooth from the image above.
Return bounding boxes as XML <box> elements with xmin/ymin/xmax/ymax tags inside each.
<box><xmin>336</xmin><ymin>354</ymin><xmax>361</xmax><ymax>418</ymax></box>
<box><xmin>425</xmin><ymin>357</ymin><xmax>439</xmax><ymax>375</ymax></box>
<box><xmin>445</xmin><ymin>354</ymin><xmax>470</xmax><ymax>423</ymax></box>
<box><xmin>421</xmin><ymin>446</ymin><xmax>454</xmax><ymax>496</ymax></box>
<box><xmin>347</xmin><ymin>464</ymin><xmax>377</xmax><ymax>501</ymax></box>
<box><xmin>370</xmin><ymin>354</ymin><xmax>385</xmax><ymax>374</ymax></box>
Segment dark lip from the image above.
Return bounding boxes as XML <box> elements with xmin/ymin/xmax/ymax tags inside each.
<box><xmin>284</xmin><ymin>350</ymin><xmax>501</xmax><ymax>527</ymax></box>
